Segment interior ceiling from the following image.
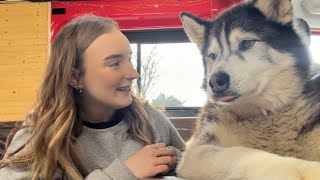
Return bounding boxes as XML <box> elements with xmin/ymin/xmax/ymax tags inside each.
<box><xmin>50</xmin><ymin>0</ymin><xmax>320</xmax><ymax>40</ymax></box>
<box><xmin>50</xmin><ymin>0</ymin><xmax>240</xmax><ymax>39</ymax></box>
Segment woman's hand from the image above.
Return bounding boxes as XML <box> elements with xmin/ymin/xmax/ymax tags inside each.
<box><xmin>125</xmin><ymin>143</ymin><xmax>177</xmax><ymax>179</ymax></box>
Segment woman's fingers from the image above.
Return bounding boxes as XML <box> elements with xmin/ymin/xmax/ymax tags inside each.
<box><xmin>153</xmin><ymin>143</ymin><xmax>166</xmax><ymax>149</ymax></box>
<box><xmin>153</xmin><ymin>164</ymin><xmax>170</xmax><ymax>175</ymax></box>
<box><xmin>125</xmin><ymin>143</ymin><xmax>177</xmax><ymax>179</ymax></box>
<box><xmin>154</xmin><ymin>155</ymin><xmax>177</xmax><ymax>166</ymax></box>
<box><xmin>154</xmin><ymin>147</ymin><xmax>176</xmax><ymax>157</ymax></box>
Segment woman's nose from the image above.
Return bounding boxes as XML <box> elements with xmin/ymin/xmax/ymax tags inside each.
<box><xmin>126</xmin><ymin>63</ymin><xmax>139</xmax><ymax>80</ymax></box>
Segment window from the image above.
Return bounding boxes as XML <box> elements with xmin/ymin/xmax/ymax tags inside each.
<box><xmin>311</xmin><ymin>35</ymin><xmax>320</xmax><ymax>63</ymax></box>
<box><xmin>127</xmin><ymin>30</ymin><xmax>320</xmax><ymax>118</ymax></box>
<box><xmin>131</xmin><ymin>43</ymin><xmax>206</xmax><ymax>107</ymax></box>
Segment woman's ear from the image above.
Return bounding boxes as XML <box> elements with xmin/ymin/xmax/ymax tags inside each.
<box><xmin>69</xmin><ymin>68</ymin><xmax>81</xmax><ymax>88</ymax></box>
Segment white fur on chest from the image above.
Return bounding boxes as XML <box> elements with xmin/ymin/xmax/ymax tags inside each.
<box><xmin>205</xmin><ymin>98</ymin><xmax>320</xmax><ymax>160</ymax></box>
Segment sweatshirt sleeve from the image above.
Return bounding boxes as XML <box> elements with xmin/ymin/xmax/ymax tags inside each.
<box><xmin>164</xmin><ymin>115</ymin><xmax>185</xmax><ymax>175</ymax></box>
<box><xmin>155</xmin><ymin>108</ymin><xmax>185</xmax><ymax>151</ymax></box>
<box><xmin>0</xmin><ymin>128</ymin><xmax>33</xmax><ymax>179</ymax></box>
<box><xmin>166</xmin><ymin>118</ymin><xmax>185</xmax><ymax>152</ymax></box>
<box><xmin>1</xmin><ymin>128</ymin><xmax>137</xmax><ymax>180</ymax></box>
<box><xmin>85</xmin><ymin>158</ymin><xmax>137</xmax><ymax>180</ymax></box>
<box><xmin>0</xmin><ymin>164</ymin><xmax>32</xmax><ymax>180</ymax></box>
<box><xmin>145</xmin><ymin>106</ymin><xmax>186</xmax><ymax>176</ymax></box>
<box><xmin>166</xmin><ymin>118</ymin><xmax>185</xmax><ymax>165</ymax></box>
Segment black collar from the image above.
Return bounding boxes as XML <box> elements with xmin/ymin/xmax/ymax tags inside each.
<box><xmin>82</xmin><ymin>112</ymin><xmax>124</xmax><ymax>129</ymax></box>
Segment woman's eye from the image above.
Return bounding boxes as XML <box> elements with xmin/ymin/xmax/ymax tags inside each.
<box><xmin>239</xmin><ymin>40</ymin><xmax>256</xmax><ymax>51</ymax></box>
<box><xmin>109</xmin><ymin>61</ymin><xmax>120</xmax><ymax>67</ymax></box>
<box><xmin>207</xmin><ymin>53</ymin><xmax>217</xmax><ymax>60</ymax></box>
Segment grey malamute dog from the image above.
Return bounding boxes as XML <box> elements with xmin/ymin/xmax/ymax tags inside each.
<box><xmin>177</xmin><ymin>0</ymin><xmax>320</xmax><ymax>179</ymax></box>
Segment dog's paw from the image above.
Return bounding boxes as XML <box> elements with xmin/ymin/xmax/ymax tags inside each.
<box><xmin>176</xmin><ymin>145</ymin><xmax>221</xmax><ymax>179</ymax></box>
<box><xmin>244</xmin><ymin>160</ymin><xmax>320</xmax><ymax>180</ymax></box>
<box><xmin>177</xmin><ymin>146</ymin><xmax>320</xmax><ymax>180</ymax></box>
<box><xmin>231</xmin><ymin>151</ymin><xmax>320</xmax><ymax>180</ymax></box>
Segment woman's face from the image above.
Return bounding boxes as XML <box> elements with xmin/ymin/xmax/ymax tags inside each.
<box><xmin>80</xmin><ymin>29</ymin><xmax>139</xmax><ymax>114</ymax></box>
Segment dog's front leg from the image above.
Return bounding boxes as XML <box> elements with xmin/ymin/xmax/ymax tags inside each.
<box><xmin>176</xmin><ymin>145</ymin><xmax>320</xmax><ymax>180</ymax></box>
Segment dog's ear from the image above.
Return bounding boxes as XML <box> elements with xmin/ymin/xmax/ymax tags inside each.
<box><xmin>293</xmin><ymin>18</ymin><xmax>311</xmax><ymax>46</ymax></box>
<box><xmin>252</xmin><ymin>0</ymin><xmax>293</xmax><ymax>24</ymax></box>
<box><xmin>180</xmin><ymin>12</ymin><xmax>207</xmax><ymax>48</ymax></box>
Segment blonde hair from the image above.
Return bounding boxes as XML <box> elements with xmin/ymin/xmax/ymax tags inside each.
<box><xmin>0</xmin><ymin>15</ymin><xmax>154</xmax><ymax>179</ymax></box>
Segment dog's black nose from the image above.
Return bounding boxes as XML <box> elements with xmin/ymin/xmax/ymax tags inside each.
<box><xmin>209</xmin><ymin>72</ymin><xmax>230</xmax><ymax>92</ymax></box>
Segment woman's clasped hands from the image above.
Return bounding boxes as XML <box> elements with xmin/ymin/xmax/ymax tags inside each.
<box><xmin>125</xmin><ymin>143</ymin><xmax>177</xmax><ymax>179</ymax></box>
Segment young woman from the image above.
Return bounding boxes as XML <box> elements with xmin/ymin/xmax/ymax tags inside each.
<box><xmin>0</xmin><ymin>15</ymin><xmax>185</xmax><ymax>180</ymax></box>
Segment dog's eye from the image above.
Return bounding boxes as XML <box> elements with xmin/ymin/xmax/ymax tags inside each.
<box><xmin>239</xmin><ymin>40</ymin><xmax>256</xmax><ymax>51</ymax></box>
<box><xmin>207</xmin><ymin>53</ymin><xmax>217</xmax><ymax>60</ymax></box>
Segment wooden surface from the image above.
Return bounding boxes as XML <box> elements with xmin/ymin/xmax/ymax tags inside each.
<box><xmin>0</xmin><ymin>2</ymin><xmax>50</xmax><ymax>121</ymax></box>
<box><xmin>170</xmin><ymin>117</ymin><xmax>195</xmax><ymax>141</ymax></box>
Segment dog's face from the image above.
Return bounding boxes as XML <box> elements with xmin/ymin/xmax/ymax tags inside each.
<box><xmin>181</xmin><ymin>0</ymin><xmax>311</xmax><ymax>103</ymax></box>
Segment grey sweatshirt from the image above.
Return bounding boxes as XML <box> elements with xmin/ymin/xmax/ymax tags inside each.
<box><xmin>0</xmin><ymin>106</ymin><xmax>185</xmax><ymax>179</ymax></box>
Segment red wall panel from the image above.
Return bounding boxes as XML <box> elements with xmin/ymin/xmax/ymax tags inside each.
<box><xmin>51</xmin><ymin>0</ymin><xmax>241</xmax><ymax>39</ymax></box>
